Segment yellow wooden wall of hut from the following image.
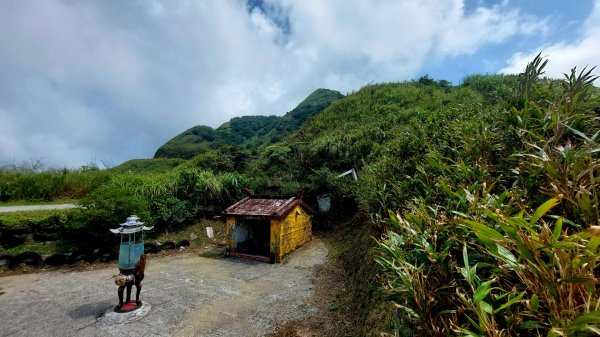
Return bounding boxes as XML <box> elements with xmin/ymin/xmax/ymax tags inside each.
<box><xmin>225</xmin><ymin>203</ymin><xmax>312</xmax><ymax>263</ymax></box>
<box><xmin>225</xmin><ymin>217</ymin><xmax>235</xmax><ymax>250</ymax></box>
<box><xmin>271</xmin><ymin>204</ymin><xmax>312</xmax><ymax>262</ymax></box>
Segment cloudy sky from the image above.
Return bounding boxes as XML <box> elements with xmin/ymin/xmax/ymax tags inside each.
<box><xmin>1</xmin><ymin>0</ymin><xmax>599</xmax><ymax>168</ymax></box>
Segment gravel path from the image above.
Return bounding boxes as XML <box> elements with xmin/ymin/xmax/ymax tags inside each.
<box><xmin>0</xmin><ymin>239</ymin><xmax>328</xmax><ymax>337</ymax></box>
<box><xmin>0</xmin><ymin>204</ymin><xmax>77</xmax><ymax>213</ymax></box>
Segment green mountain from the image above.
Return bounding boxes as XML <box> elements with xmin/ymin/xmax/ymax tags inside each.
<box><xmin>111</xmin><ymin>158</ymin><xmax>185</xmax><ymax>173</ymax></box>
<box><xmin>153</xmin><ymin>88</ymin><xmax>343</xmax><ymax>159</ymax></box>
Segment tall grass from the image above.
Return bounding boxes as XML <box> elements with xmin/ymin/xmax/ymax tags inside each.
<box><xmin>375</xmin><ymin>56</ymin><xmax>600</xmax><ymax>336</ymax></box>
<box><xmin>0</xmin><ymin>167</ymin><xmax>111</xmax><ymax>201</ymax></box>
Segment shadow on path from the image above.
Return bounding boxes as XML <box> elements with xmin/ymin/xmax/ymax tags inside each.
<box><xmin>68</xmin><ymin>301</ymin><xmax>113</xmax><ymax>319</ymax></box>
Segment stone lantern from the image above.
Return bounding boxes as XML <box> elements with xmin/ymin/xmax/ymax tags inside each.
<box><xmin>110</xmin><ymin>215</ymin><xmax>153</xmax><ymax>312</ymax></box>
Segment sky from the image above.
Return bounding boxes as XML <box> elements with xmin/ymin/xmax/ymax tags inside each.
<box><xmin>0</xmin><ymin>0</ymin><xmax>599</xmax><ymax>169</ymax></box>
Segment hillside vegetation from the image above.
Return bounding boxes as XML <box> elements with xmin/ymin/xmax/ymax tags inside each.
<box><xmin>243</xmin><ymin>56</ymin><xmax>600</xmax><ymax>336</ymax></box>
<box><xmin>153</xmin><ymin>88</ymin><xmax>343</xmax><ymax>159</ymax></box>
<box><xmin>2</xmin><ymin>55</ymin><xmax>600</xmax><ymax>336</ymax></box>
<box><xmin>112</xmin><ymin>158</ymin><xmax>185</xmax><ymax>173</ymax></box>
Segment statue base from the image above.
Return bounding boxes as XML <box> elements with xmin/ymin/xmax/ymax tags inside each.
<box><xmin>114</xmin><ymin>300</ymin><xmax>142</xmax><ymax>313</ymax></box>
<box><xmin>100</xmin><ymin>302</ymin><xmax>151</xmax><ymax>326</ymax></box>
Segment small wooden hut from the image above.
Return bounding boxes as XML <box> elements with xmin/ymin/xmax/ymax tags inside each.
<box><xmin>223</xmin><ymin>195</ymin><xmax>312</xmax><ymax>263</ymax></box>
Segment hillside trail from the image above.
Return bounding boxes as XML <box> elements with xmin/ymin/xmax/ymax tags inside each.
<box><xmin>0</xmin><ymin>238</ymin><xmax>329</xmax><ymax>337</ymax></box>
<box><xmin>0</xmin><ymin>203</ymin><xmax>77</xmax><ymax>213</ymax></box>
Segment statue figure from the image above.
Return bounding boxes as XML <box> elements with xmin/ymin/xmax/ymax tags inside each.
<box><xmin>114</xmin><ymin>254</ymin><xmax>146</xmax><ymax>312</ymax></box>
<box><xmin>111</xmin><ymin>215</ymin><xmax>152</xmax><ymax>313</ymax></box>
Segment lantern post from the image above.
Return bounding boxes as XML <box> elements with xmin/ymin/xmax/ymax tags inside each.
<box><xmin>110</xmin><ymin>215</ymin><xmax>153</xmax><ymax>313</ymax></box>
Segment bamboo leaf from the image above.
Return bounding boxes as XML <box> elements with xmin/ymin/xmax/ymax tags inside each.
<box><xmin>480</xmin><ymin>301</ymin><xmax>493</xmax><ymax>314</ymax></box>
<box><xmin>518</xmin><ymin>320</ymin><xmax>544</xmax><ymax>330</ymax></box>
<box><xmin>549</xmin><ymin>215</ymin><xmax>583</xmax><ymax>229</ymax></box>
<box><xmin>494</xmin><ymin>291</ymin><xmax>525</xmax><ymax>313</ymax></box>
<box><xmin>530</xmin><ymin>196</ymin><xmax>562</xmax><ymax>226</ymax></box>
<box><xmin>547</xmin><ymin>328</ymin><xmax>563</xmax><ymax>337</ymax></box>
<box><xmin>461</xmin><ymin>244</ymin><xmax>477</xmax><ymax>286</ymax></box>
<box><xmin>473</xmin><ymin>279</ymin><xmax>495</xmax><ymax>303</ymax></box>
<box><xmin>566</xmin><ymin>125</ymin><xmax>592</xmax><ymax>142</ymax></box>
<box><xmin>577</xmin><ymin>194</ymin><xmax>594</xmax><ymax>219</ymax></box>
<box><xmin>588</xmin><ymin>236</ymin><xmax>600</xmax><ymax>252</ymax></box>
<box><xmin>497</xmin><ymin>222</ymin><xmax>518</xmax><ymax>241</ymax></box>
<box><xmin>570</xmin><ymin>310</ymin><xmax>600</xmax><ymax>326</ymax></box>
<box><xmin>464</xmin><ymin>314</ymin><xmax>483</xmax><ymax>333</ymax></box>
<box><xmin>531</xmin><ymin>294</ymin><xmax>539</xmax><ymax>312</ymax></box>
<box><xmin>552</xmin><ymin>217</ymin><xmax>563</xmax><ymax>242</ymax></box>
<box><xmin>462</xmin><ymin>219</ymin><xmax>505</xmax><ymax>246</ymax></box>
<box><xmin>495</xmin><ymin>244</ymin><xmax>519</xmax><ymax>268</ymax></box>
<box><xmin>589</xmin><ymin>326</ymin><xmax>600</xmax><ymax>335</ymax></box>
<box><xmin>397</xmin><ymin>305</ymin><xmax>420</xmax><ymax>318</ymax></box>
<box><xmin>560</xmin><ymin>276</ymin><xmax>594</xmax><ymax>284</ymax></box>
<box><xmin>515</xmin><ymin>240</ymin><xmax>535</xmax><ymax>261</ymax></box>
<box><xmin>457</xmin><ymin>328</ymin><xmax>484</xmax><ymax>337</ymax></box>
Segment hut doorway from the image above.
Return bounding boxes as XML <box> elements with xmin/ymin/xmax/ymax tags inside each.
<box><xmin>232</xmin><ymin>219</ymin><xmax>271</xmax><ymax>259</ymax></box>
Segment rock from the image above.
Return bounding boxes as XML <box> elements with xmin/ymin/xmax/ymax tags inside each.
<box><xmin>205</xmin><ymin>227</ymin><xmax>214</xmax><ymax>239</ymax></box>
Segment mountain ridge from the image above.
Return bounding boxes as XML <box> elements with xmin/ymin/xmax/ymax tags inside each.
<box><xmin>153</xmin><ymin>88</ymin><xmax>344</xmax><ymax>159</ymax></box>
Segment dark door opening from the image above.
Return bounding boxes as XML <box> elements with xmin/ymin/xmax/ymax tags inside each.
<box><xmin>232</xmin><ymin>219</ymin><xmax>270</xmax><ymax>258</ymax></box>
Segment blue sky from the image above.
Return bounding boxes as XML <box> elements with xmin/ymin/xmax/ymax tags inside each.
<box><xmin>424</xmin><ymin>1</ymin><xmax>597</xmax><ymax>83</ymax></box>
<box><xmin>0</xmin><ymin>0</ymin><xmax>599</xmax><ymax>168</ymax></box>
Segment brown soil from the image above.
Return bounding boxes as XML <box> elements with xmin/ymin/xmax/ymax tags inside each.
<box><xmin>269</xmin><ymin>234</ymin><xmax>350</xmax><ymax>337</ymax></box>
<box><xmin>270</xmin><ymin>214</ymin><xmax>392</xmax><ymax>337</ymax></box>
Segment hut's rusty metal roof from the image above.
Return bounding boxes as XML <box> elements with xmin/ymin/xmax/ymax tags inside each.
<box><xmin>223</xmin><ymin>196</ymin><xmax>312</xmax><ymax>218</ymax></box>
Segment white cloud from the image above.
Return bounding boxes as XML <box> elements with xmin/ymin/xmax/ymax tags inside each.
<box><xmin>0</xmin><ymin>0</ymin><xmax>551</xmax><ymax>168</ymax></box>
<box><xmin>278</xmin><ymin>0</ymin><xmax>547</xmax><ymax>80</ymax></box>
<box><xmin>501</xmin><ymin>0</ymin><xmax>600</xmax><ymax>81</ymax></box>
<box><xmin>437</xmin><ymin>4</ymin><xmax>548</xmax><ymax>56</ymax></box>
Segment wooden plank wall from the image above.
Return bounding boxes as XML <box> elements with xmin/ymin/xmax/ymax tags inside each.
<box><xmin>275</xmin><ymin>204</ymin><xmax>312</xmax><ymax>262</ymax></box>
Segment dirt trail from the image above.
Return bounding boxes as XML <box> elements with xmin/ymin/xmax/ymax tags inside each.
<box><xmin>0</xmin><ymin>203</ymin><xmax>77</xmax><ymax>213</ymax></box>
<box><xmin>0</xmin><ymin>238</ymin><xmax>328</xmax><ymax>337</ymax></box>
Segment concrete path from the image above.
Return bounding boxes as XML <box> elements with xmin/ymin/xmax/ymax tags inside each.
<box><xmin>0</xmin><ymin>239</ymin><xmax>328</xmax><ymax>337</ymax></box>
<box><xmin>0</xmin><ymin>204</ymin><xmax>77</xmax><ymax>213</ymax></box>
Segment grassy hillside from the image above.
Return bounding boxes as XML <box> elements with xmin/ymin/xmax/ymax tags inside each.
<box><xmin>246</xmin><ymin>78</ymin><xmax>494</xmax><ymax>192</ymax></box>
<box><xmin>112</xmin><ymin>158</ymin><xmax>185</xmax><ymax>173</ymax></box>
<box><xmin>246</xmin><ymin>58</ymin><xmax>600</xmax><ymax>336</ymax></box>
<box><xmin>154</xmin><ymin>88</ymin><xmax>343</xmax><ymax>159</ymax></box>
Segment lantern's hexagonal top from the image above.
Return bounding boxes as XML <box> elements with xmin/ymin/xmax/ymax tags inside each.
<box><xmin>110</xmin><ymin>215</ymin><xmax>153</xmax><ymax>234</ymax></box>
<box><xmin>123</xmin><ymin>215</ymin><xmax>143</xmax><ymax>227</ymax></box>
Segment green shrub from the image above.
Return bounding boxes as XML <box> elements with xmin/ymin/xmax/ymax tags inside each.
<box><xmin>67</xmin><ymin>183</ymin><xmax>151</xmax><ymax>248</ymax></box>
<box><xmin>150</xmin><ymin>195</ymin><xmax>196</xmax><ymax>233</ymax></box>
<box><xmin>0</xmin><ymin>167</ymin><xmax>110</xmax><ymax>201</ymax></box>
